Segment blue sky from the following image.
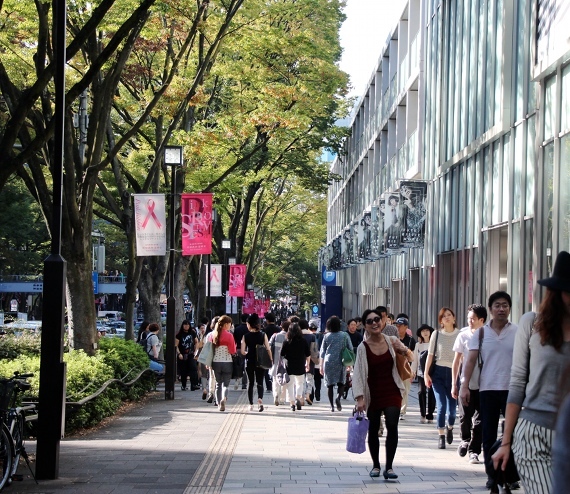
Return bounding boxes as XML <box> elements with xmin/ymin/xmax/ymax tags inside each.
<box><xmin>339</xmin><ymin>0</ymin><xmax>407</xmax><ymax>99</ymax></box>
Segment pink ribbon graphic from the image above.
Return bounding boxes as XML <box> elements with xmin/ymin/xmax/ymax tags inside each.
<box><xmin>141</xmin><ymin>199</ymin><xmax>162</xmax><ymax>228</ymax></box>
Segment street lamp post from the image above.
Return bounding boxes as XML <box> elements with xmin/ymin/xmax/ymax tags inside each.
<box><xmin>221</xmin><ymin>239</ymin><xmax>231</xmax><ymax>315</ymax></box>
<box><xmin>164</xmin><ymin>145</ymin><xmax>183</xmax><ymax>400</ymax></box>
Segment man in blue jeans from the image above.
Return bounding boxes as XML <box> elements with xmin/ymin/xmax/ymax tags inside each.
<box><xmin>459</xmin><ymin>291</ymin><xmax>518</xmax><ymax>490</ymax></box>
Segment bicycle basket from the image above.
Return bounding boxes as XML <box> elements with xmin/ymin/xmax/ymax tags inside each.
<box><xmin>0</xmin><ymin>380</ymin><xmax>16</xmax><ymax>411</ymax></box>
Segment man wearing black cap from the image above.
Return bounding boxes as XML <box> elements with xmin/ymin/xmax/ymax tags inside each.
<box><xmin>395</xmin><ymin>317</ymin><xmax>415</xmax><ymax>420</ymax></box>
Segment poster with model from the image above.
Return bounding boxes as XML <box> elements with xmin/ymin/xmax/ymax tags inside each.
<box><xmin>400</xmin><ymin>181</ymin><xmax>427</xmax><ymax>248</ymax></box>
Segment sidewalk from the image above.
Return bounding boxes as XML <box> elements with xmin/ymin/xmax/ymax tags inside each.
<box><xmin>10</xmin><ymin>382</ymin><xmax>501</xmax><ymax>494</ymax></box>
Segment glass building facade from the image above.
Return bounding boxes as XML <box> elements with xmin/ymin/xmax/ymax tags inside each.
<box><xmin>324</xmin><ymin>0</ymin><xmax>570</xmax><ymax>327</ymax></box>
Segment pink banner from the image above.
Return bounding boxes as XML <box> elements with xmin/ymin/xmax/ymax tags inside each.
<box><xmin>228</xmin><ymin>264</ymin><xmax>246</xmax><ymax>297</ymax></box>
<box><xmin>242</xmin><ymin>291</ymin><xmax>255</xmax><ymax>314</ymax></box>
<box><xmin>133</xmin><ymin>194</ymin><xmax>166</xmax><ymax>256</ymax></box>
<box><xmin>181</xmin><ymin>193</ymin><xmax>213</xmax><ymax>255</ymax></box>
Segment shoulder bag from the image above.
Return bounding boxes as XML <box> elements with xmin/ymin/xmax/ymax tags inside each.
<box><xmin>395</xmin><ymin>351</ymin><xmax>413</xmax><ymax>381</ymax></box>
<box><xmin>341</xmin><ymin>333</ymin><xmax>355</xmax><ymax>366</ymax></box>
<box><xmin>427</xmin><ymin>330</ymin><xmax>439</xmax><ymax>376</ymax></box>
<box><xmin>255</xmin><ymin>334</ymin><xmax>272</xmax><ymax>369</ymax></box>
<box><xmin>197</xmin><ymin>339</ymin><xmax>214</xmax><ymax>366</ymax></box>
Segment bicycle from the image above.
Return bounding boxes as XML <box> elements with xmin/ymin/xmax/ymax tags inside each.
<box><xmin>0</xmin><ymin>372</ymin><xmax>37</xmax><ymax>491</ymax></box>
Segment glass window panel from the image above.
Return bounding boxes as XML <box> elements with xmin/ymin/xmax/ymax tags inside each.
<box><xmin>560</xmin><ymin>134</ymin><xmax>570</xmax><ymax>252</ymax></box>
<box><xmin>543</xmin><ymin>142</ymin><xmax>554</xmax><ymax>274</ymax></box>
<box><xmin>562</xmin><ymin>64</ymin><xmax>570</xmax><ymax>132</ymax></box>
<box><xmin>495</xmin><ymin>0</ymin><xmax>503</xmax><ymax>125</ymax></box>
<box><xmin>544</xmin><ymin>76</ymin><xmax>556</xmax><ymax>140</ymax></box>
<box><xmin>474</xmin><ymin>152</ymin><xmax>482</xmax><ymax>244</ymax></box>
<box><xmin>492</xmin><ymin>141</ymin><xmax>501</xmax><ymax>225</ymax></box>
<box><xmin>526</xmin><ymin>114</ymin><xmax>536</xmax><ymax>215</ymax></box>
<box><xmin>469</xmin><ymin>0</ymin><xmax>479</xmax><ymax>141</ymax></box>
<box><xmin>515</xmin><ymin>0</ymin><xmax>527</xmax><ymax>122</ymax></box>
<box><xmin>513</xmin><ymin>124</ymin><xmax>524</xmax><ymax>219</ymax></box>
<box><xmin>523</xmin><ymin>219</ymin><xmax>533</xmax><ymax>312</ymax></box>
<box><xmin>483</xmin><ymin>147</ymin><xmax>490</xmax><ymax>228</ymax></box>
<box><xmin>451</xmin><ymin>168</ymin><xmax>458</xmax><ymax>250</ymax></box>
<box><xmin>511</xmin><ymin>221</ymin><xmax>521</xmax><ymax>319</ymax></box>
<box><xmin>476</xmin><ymin>0</ymin><xmax>485</xmax><ymax>137</ymax></box>
<box><xmin>485</xmin><ymin>0</ymin><xmax>494</xmax><ymax>129</ymax></box>
<box><xmin>502</xmin><ymin>133</ymin><xmax>511</xmax><ymax>222</ymax></box>
<box><xmin>466</xmin><ymin>159</ymin><xmax>473</xmax><ymax>246</ymax></box>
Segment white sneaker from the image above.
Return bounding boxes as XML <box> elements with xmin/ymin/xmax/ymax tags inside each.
<box><xmin>234</xmin><ymin>382</ymin><xmax>238</xmax><ymax>391</ymax></box>
<box><xmin>420</xmin><ymin>417</ymin><xmax>427</xmax><ymax>424</ymax></box>
<box><xmin>249</xmin><ymin>404</ymin><xmax>254</xmax><ymax>411</ymax></box>
<box><xmin>469</xmin><ymin>453</ymin><xmax>481</xmax><ymax>464</ymax></box>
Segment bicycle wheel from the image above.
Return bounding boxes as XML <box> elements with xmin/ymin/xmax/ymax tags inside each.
<box><xmin>0</xmin><ymin>426</ymin><xmax>13</xmax><ymax>491</ymax></box>
<box><xmin>9</xmin><ymin>414</ymin><xmax>24</xmax><ymax>477</ymax></box>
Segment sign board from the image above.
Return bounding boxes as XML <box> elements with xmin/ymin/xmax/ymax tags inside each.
<box><xmin>10</xmin><ymin>299</ymin><xmax>18</xmax><ymax>312</ymax></box>
<box><xmin>92</xmin><ymin>271</ymin><xmax>99</xmax><ymax>294</ymax></box>
<box><xmin>210</xmin><ymin>264</ymin><xmax>222</xmax><ymax>297</ymax></box>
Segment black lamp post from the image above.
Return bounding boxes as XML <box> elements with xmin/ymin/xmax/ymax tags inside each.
<box><xmin>35</xmin><ymin>0</ymin><xmax>67</xmax><ymax>479</ymax></box>
<box><xmin>164</xmin><ymin>145</ymin><xmax>183</xmax><ymax>400</ymax></box>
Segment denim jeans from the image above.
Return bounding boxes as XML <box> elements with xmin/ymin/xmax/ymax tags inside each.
<box><xmin>431</xmin><ymin>364</ymin><xmax>457</xmax><ymax>429</ymax></box>
<box><xmin>479</xmin><ymin>390</ymin><xmax>508</xmax><ymax>478</ymax></box>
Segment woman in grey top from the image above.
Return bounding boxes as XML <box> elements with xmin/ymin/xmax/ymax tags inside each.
<box><xmin>320</xmin><ymin>316</ymin><xmax>353</xmax><ymax>412</ymax></box>
<box><xmin>493</xmin><ymin>251</ymin><xmax>570</xmax><ymax>494</ymax></box>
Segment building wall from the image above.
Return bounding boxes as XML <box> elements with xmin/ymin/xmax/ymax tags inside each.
<box><xmin>325</xmin><ymin>0</ymin><xmax>570</xmax><ymax>327</ymax></box>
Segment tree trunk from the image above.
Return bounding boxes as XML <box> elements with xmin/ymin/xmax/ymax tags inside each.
<box><xmin>138</xmin><ymin>257</ymin><xmax>167</xmax><ymax>328</ymax></box>
<box><xmin>65</xmin><ymin>257</ymin><xmax>97</xmax><ymax>355</ymax></box>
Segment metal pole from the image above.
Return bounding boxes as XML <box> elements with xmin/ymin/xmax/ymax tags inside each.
<box><xmin>36</xmin><ymin>0</ymin><xmax>67</xmax><ymax>479</ymax></box>
<box><xmin>206</xmin><ymin>253</ymin><xmax>211</xmax><ymax>320</ymax></box>
<box><xmin>165</xmin><ymin>165</ymin><xmax>177</xmax><ymax>400</ymax></box>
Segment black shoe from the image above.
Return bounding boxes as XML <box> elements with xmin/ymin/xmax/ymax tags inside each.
<box><xmin>291</xmin><ymin>404</ymin><xmax>296</xmax><ymax>412</ymax></box>
<box><xmin>446</xmin><ymin>426</ymin><xmax>453</xmax><ymax>444</ymax></box>
<box><xmin>485</xmin><ymin>478</ymin><xmax>495</xmax><ymax>490</ymax></box>
<box><xmin>508</xmin><ymin>482</ymin><xmax>520</xmax><ymax>490</ymax></box>
<box><xmin>335</xmin><ymin>397</ymin><xmax>342</xmax><ymax>411</ymax></box>
<box><xmin>296</xmin><ymin>399</ymin><xmax>302</xmax><ymax>410</ymax></box>
<box><xmin>438</xmin><ymin>434</ymin><xmax>446</xmax><ymax>449</ymax></box>
<box><xmin>457</xmin><ymin>440</ymin><xmax>468</xmax><ymax>457</ymax></box>
<box><xmin>191</xmin><ymin>386</ymin><xmax>201</xmax><ymax>391</ymax></box>
<box><xmin>383</xmin><ymin>469</ymin><xmax>398</xmax><ymax>480</ymax></box>
<box><xmin>202</xmin><ymin>390</ymin><xmax>207</xmax><ymax>400</ymax></box>
<box><xmin>206</xmin><ymin>393</ymin><xmax>214</xmax><ymax>403</ymax></box>
<box><xmin>181</xmin><ymin>386</ymin><xmax>187</xmax><ymax>391</ymax></box>
<box><xmin>330</xmin><ymin>406</ymin><xmax>335</xmax><ymax>412</ymax></box>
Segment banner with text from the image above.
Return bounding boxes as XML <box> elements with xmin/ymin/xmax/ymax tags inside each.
<box><xmin>228</xmin><ymin>264</ymin><xmax>247</xmax><ymax>297</ymax></box>
<box><xmin>399</xmin><ymin>181</ymin><xmax>427</xmax><ymax>248</ymax></box>
<box><xmin>242</xmin><ymin>290</ymin><xmax>255</xmax><ymax>314</ymax></box>
<box><xmin>181</xmin><ymin>193</ymin><xmax>213</xmax><ymax>255</ymax></box>
<box><xmin>134</xmin><ymin>194</ymin><xmax>166</xmax><ymax>256</ymax></box>
<box><xmin>209</xmin><ymin>264</ymin><xmax>222</xmax><ymax>297</ymax></box>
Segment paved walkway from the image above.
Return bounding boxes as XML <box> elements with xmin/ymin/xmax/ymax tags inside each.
<box><xmin>10</xmin><ymin>382</ymin><xmax>506</xmax><ymax>494</ymax></box>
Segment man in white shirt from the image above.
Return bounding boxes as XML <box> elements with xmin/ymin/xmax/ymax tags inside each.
<box><xmin>459</xmin><ymin>291</ymin><xmax>518</xmax><ymax>490</ymax></box>
<box><xmin>451</xmin><ymin>304</ymin><xmax>487</xmax><ymax>464</ymax></box>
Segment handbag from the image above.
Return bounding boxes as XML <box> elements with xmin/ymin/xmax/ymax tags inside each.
<box><xmin>231</xmin><ymin>354</ymin><xmax>243</xmax><ymax>379</ymax></box>
<box><xmin>346</xmin><ymin>409</ymin><xmax>368</xmax><ymax>454</ymax></box>
<box><xmin>197</xmin><ymin>339</ymin><xmax>213</xmax><ymax>366</ymax></box>
<box><xmin>488</xmin><ymin>437</ymin><xmax>520</xmax><ymax>488</ymax></box>
<box><xmin>256</xmin><ymin>344</ymin><xmax>272</xmax><ymax>369</ymax></box>
<box><xmin>341</xmin><ymin>334</ymin><xmax>355</xmax><ymax>366</ymax></box>
<box><xmin>427</xmin><ymin>330</ymin><xmax>439</xmax><ymax>376</ymax></box>
<box><xmin>276</xmin><ymin>356</ymin><xmax>290</xmax><ymax>385</ymax></box>
<box><xmin>396</xmin><ymin>351</ymin><xmax>413</xmax><ymax>381</ymax></box>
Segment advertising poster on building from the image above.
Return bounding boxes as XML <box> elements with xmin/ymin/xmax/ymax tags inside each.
<box><xmin>383</xmin><ymin>193</ymin><xmax>403</xmax><ymax>252</ymax></box>
<box><xmin>209</xmin><ymin>264</ymin><xmax>222</xmax><ymax>297</ymax></box>
<box><xmin>133</xmin><ymin>194</ymin><xmax>166</xmax><ymax>256</ymax></box>
<box><xmin>181</xmin><ymin>193</ymin><xmax>213</xmax><ymax>255</ymax></box>
<box><xmin>400</xmin><ymin>181</ymin><xmax>427</xmax><ymax>248</ymax></box>
<box><xmin>228</xmin><ymin>264</ymin><xmax>247</xmax><ymax>297</ymax></box>
<box><xmin>359</xmin><ymin>212</ymin><xmax>372</xmax><ymax>260</ymax></box>
<box><xmin>242</xmin><ymin>290</ymin><xmax>255</xmax><ymax>314</ymax></box>
<box><xmin>352</xmin><ymin>221</ymin><xmax>362</xmax><ymax>263</ymax></box>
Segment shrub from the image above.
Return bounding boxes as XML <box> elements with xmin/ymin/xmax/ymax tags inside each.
<box><xmin>0</xmin><ymin>337</ymin><xmax>155</xmax><ymax>433</ymax></box>
<box><xmin>0</xmin><ymin>331</ymin><xmax>41</xmax><ymax>359</ymax></box>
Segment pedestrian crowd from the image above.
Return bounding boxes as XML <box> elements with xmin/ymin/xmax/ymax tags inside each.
<box><xmin>137</xmin><ymin>250</ymin><xmax>570</xmax><ymax>494</ymax></box>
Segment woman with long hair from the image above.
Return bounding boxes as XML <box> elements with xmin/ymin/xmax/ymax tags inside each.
<box><xmin>175</xmin><ymin>320</ymin><xmax>199</xmax><ymax>391</ymax></box>
<box><xmin>353</xmin><ymin>308</ymin><xmax>414</xmax><ymax>480</ymax></box>
<box><xmin>412</xmin><ymin>324</ymin><xmax>436</xmax><ymax>424</ymax></box>
<box><xmin>424</xmin><ymin>307</ymin><xmax>460</xmax><ymax>449</ymax></box>
<box><xmin>493</xmin><ymin>251</ymin><xmax>570</xmax><ymax>493</ymax></box>
<box><xmin>320</xmin><ymin>316</ymin><xmax>353</xmax><ymax>412</ymax></box>
<box><xmin>210</xmin><ymin>315</ymin><xmax>237</xmax><ymax>411</ymax></box>
<box><xmin>241</xmin><ymin>313</ymin><xmax>273</xmax><ymax>411</ymax></box>
<box><xmin>280</xmin><ymin>322</ymin><xmax>311</xmax><ymax>411</ymax></box>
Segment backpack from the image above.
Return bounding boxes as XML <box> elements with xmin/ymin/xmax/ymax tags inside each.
<box><xmin>138</xmin><ymin>332</ymin><xmax>148</xmax><ymax>349</ymax></box>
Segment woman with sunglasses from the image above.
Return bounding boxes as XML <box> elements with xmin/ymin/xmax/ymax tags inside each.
<box><xmin>353</xmin><ymin>308</ymin><xmax>414</xmax><ymax>481</ymax></box>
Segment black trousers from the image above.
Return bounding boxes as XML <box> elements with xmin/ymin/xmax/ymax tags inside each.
<box><xmin>178</xmin><ymin>356</ymin><xmax>198</xmax><ymax>388</ymax></box>
<box><xmin>459</xmin><ymin>388</ymin><xmax>482</xmax><ymax>454</ymax></box>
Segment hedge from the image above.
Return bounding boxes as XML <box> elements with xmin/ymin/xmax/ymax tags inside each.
<box><xmin>0</xmin><ymin>335</ymin><xmax>154</xmax><ymax>434</ymax></box>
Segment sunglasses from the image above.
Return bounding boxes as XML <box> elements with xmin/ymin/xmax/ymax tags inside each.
<box><xmin>365</xmin><ymin>316</ymin><xmax>382</xmax><ymax>325</ymax></box>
